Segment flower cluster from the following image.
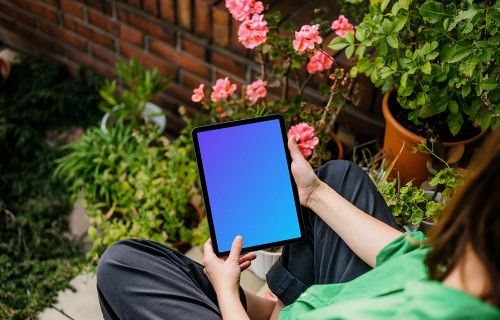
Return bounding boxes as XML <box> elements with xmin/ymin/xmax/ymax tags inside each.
<box><xmin>191</xmin><ymin>84</ymin><xmax>204</xmax><ymax>102</ymax></box>
<box><xmin>287</xmin><ymin>123</ymin><xmax>319</xmax><ymax>158</ymax></box>
<box><xmin>331</xmin><ymin>15</ymin><xmax>354</xmax><ymax>39</ymax></box>
<box><xmin>210</xmin><ymin>77</ymin><xmax>237</xmax><ymax>102</ymax></box>
<box><xmin>225</xmin><ymin>0</ymin><xmax>264</xmax><ymax>21</ymax></box>
<box><xmin>238</xmin><ymin>14</ymin><xmax>269</xmax><ymax>49</ymax></box>
<box><xmin>246</xmin><ymin>79</ymin><xmax>267</xmax><ymax>102</ymax></box>
<box><xmin>293</xmin><ymin>24</ymin><xmax>322</xmax><ymax>52</ymax></box>
<box><xmin>307</xmin><ymin>51</ymin><xmax>333</xmax><ymax>74</ymax></box>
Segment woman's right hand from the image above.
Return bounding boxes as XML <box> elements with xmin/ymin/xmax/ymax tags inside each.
<box><xmin>288</xmin><ymin>135</ymin><xmax>323</xmax><ymax>208</ymax></box>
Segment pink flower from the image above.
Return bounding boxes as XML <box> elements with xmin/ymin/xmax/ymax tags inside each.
<box><xmin>293</xmin><ymin>24</ymin><xmax>323</xmax><ymax>52</ymax></box>
<box><xmin>225</xmin><ymin>0</ymin><xmax>264</xmax><ymax>21</ymax></box>
<box><xmin>246</xmin><ymin>79</ymin><xmax>267</xmax><ymax>102</ymax></box>
<box><xmin>238</xmin><ymin>14</ymin><xmax>269</xmax><ymax>49</ymax></box>
<box><xmin>191</xmin><ymin>84</ymin><xmax>205</xmax><ymax>102</ymax></box>
<box><xmin>210</xmin><ymin>77</ymin><xmax>237</xmax><ymax>102</ymax></box>
<box><xmin>307</xmin><ymin>51</ymin><xmax>333</xmax><ymax>74</ymax></box>
<box><xmin>331</xmin><ymin>15</ymin><xmax>354</xmax><ymax>39</ymax></box>
<box><xmin>287</xmin><ymin>123</ymin><xmax>320</xmax><ymax>158</ymax></box>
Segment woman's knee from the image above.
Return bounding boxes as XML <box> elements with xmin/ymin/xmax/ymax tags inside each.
<box><xmin>316</xmin><ymin>160</ymin><xmax>367</xmax><ymax>186</ymax></box>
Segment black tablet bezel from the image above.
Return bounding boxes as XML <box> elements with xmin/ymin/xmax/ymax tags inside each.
<box><xmin>192</xmin><ymin>114</ymin><xmax>305</xmax><ymax>257</ymax></box>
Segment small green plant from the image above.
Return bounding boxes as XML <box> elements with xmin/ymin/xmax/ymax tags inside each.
<box><xmin>378</xmin><ymin>138</ymin><xmax>463</xmax><ymax>226</ymax></box>
<box><xmin>99</xmin><ymin>58</ymin><xmax>171</xmax><ymax>129</ymax></box>
<box><xmin>55</xmin><ymin>119</ymin><xmax>206</xmax><ymax>267</ymax></box>
<box><xmin>330</xmin><ymin>0</ymin><xmax>500</xmax><ymax>138</ymax></box>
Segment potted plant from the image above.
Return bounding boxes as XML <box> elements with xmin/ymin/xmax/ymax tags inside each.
<box><xmin>188</xmin><ymin>6</ymin><xmax>360</xmax><ymax>168</ymax></box>
<box><xmin>99</xmin><ymin>58</ymin><xmax>172</xmax><ymax>134</ymax></box>
<box><xmin>377</xmin><ymin>138</ymin><xmax>463</xmax><ymax>232</ymax></box>
<box><xmin>55</xmin><ymin>118</ymin><xmax>206</xmax><ymax>266</ymax></box>
<box><xmin>330</xmin><ymin>0</ymin><xmax>499</xmax><ymax>185</ymax></box>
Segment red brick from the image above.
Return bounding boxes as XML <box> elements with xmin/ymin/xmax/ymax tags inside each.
<box><xmin>119</xmin><ymin>41</ymin><xmax>177</xmax><ymax>80</ymax></box>
<box><xmin>63</xmin><ymin>16</ymin><xmax>115</xmax><ymax>49</ymax></box>
<box><xmin>143</xmin><ymin>0</ymin><xmax>158</xmax><ymax>16</ymax></box>
<box><xmin>117</xmin><ymin>5</ymin><xmax>175</xmax><ymax>45</ymax></box>
<box><xmin>39</xmin><ymin>0</ymin><xmax>59</xmax><ymax>8</ymax></box>
<box><xmin>120</xmin><ymin>24</ymin><xmax>144</xmax><ymax>46</ymax></box>
<box><xmin>67</xmin><ymin>47</ymin><xmax>93</xmax><ymax>66</ymax></box>
<box><xmin>165</xmin><ymin>82</ymin><xmax>195</xmax><ymax>107</ymax></box>
<box><xmin>181</xmin><ymin>69</ymin><xmax>209</xmax><ymax>92</ymax></box>
<box><xmin>210</xmin><ymin>51</ymin><xmax>247</xmax><ymax>79</ymax></box>
<box><xmin>212</xmin><ymin>3</ymin><xmax>229</xmax><ymax>47</ymax></box>
<box><xmin>180</xmin><ymin>35</ymin><xmax>206</xmax><ymax>60</ymax></box>
<box><xmin>159</xmin><ymin>0</ymin><xmax>175</xmax><ymax>24</ymax></box>
<box><xmin>60</xmin><ymin>0</ymin><xmax>84</xmax><ymax>19</ymax></box>
<box><xmin>91</xmin><ymin>59</ymin><xmax>116</xmax><ymax>79</ymax></box>
<box><xmin>2</xmin><ymin>2</ymin><xmax>36</xmax><ymax>27</ymax></box>
<box><xmin>0</xmin><ymin>22</ymin><xmax>40</xmax><ymax>55</ymax></box>
<box><xmin>39</xmin><ymin>19</ymin><xmax>88</xmax><ymax>51</ymax></box>
<box><xmin>231</xmin><ymin>20</ymin><xmax>247</xmax><ymax>55</ymax></box>
<box><xmin>14</xmin><ymin>0</ymin><xmax>58</xmax><ymax>22</ymax></box>
<box><xmin>194</xmin><ymin>0</ymin><xmax>217</xmax><ymax>39</ymax></box>
<box><xmin>86</xmin><ymin>0</ymin><xmax>112</xmax><ymax>13</ymax></box>
<box><xmin>88</xmin><ymin>8</ymin><xmax>119</xmax><ymax>35</ymax></box>
<box><xmin>128</xmin><ymin>0</ymin><xmax>141</xmax><ymax>9</ymax></box>
<box><xmin>92</xmin><ymin>43</ymin><xmax>117</xmax><ymax>66</ymax></box>
<box><xmin>177</xmin><ymin>0</ymin><xmax>191</xmax><ymax>30</ymax></box>
<box><xmin>0</xmin><ymin>12</ymin><xmax>15</xmax><ymax>31</ymax></box>
<box><xmin>149</xmin><ymin>38</ymin><xmax>210</xmax><ymax>79</ymax></box>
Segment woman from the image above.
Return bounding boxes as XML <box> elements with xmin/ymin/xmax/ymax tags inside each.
<box><xmin>97</xmin><ymin>128</ymin><xmax>500</xmax><ymax>319</ymax></box>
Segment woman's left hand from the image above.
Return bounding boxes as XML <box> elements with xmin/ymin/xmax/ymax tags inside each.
<box><xmin>203</xmin><ymin>236</ymin><xmax>256</xmax><ymax>295</ymax></box>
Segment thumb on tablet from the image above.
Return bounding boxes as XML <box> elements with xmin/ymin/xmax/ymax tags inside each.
<box><xmin>288</xmin><ymin>135</ymin><xmax>305</xmax><ymax>163</ymax></box>
<box><xmin>228</xmin><ymin>235</ymin><xmax>243</xmax><ymax>262</ymax></box>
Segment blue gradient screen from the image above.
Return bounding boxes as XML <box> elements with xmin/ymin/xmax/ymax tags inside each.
<box><xmin>196</xmin><ymin>119</ymin><xmax>302</xmax><ymax>253</ymax></box>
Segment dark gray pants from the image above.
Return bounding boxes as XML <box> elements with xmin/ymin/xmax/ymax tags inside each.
<box><xmin>97</xmin><ymin>160</ymin><xmax>398</xmax><ymax>319</ymax></box>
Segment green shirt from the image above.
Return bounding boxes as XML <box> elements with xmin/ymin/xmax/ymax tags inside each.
<box><xmin>279</xmin><ymin>232</ymin><xmax>500</xmax><ymax>319</ymax></box>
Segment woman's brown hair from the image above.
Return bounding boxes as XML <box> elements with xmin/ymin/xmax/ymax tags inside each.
<box><xmin>424</xmin><ymin>128</ymin><xmax>500</xmax><ymax>307</ymax></box>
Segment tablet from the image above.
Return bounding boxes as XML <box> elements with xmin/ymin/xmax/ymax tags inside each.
<box><xmin>192</xmin><ymin>114</ymin><xmax>305</xmax><ymax>256</ymax></box>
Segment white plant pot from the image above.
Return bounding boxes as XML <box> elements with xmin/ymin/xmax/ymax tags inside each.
<box><xmin>100</xmin><ymin>102</ymin><xmax>166</xmax><ymax>134</ymax></box>
<box><xmin>252</xmin><ymin>250</ymin><xmax>281</xmax><ymax>280</ymax></box>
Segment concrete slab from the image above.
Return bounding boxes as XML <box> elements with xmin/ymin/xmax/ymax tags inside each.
<box><xmin>38</xmin><ymin>273</ymin><xmax>103</xmax><ymax>320</ymax></box>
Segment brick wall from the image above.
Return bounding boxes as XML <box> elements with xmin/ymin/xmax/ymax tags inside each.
<box><xmin>0</xmin><ymin>0</ymin><xmax>383</xmax><ymax>136</ymax></box>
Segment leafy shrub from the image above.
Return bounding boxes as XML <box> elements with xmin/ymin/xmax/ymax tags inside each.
<box><xmin>0</xmin><ymin>58</ymin><xmax>103</xmax><ymax>319</ymax></box>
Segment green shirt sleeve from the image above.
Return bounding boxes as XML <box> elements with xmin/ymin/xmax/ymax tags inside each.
<box><xmin>375</xmin><ymin>231</ymin><xmax>427</xmax><ymax>267</ymax></box>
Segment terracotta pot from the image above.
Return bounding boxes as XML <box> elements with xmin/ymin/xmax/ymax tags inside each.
<box><xmin>172</xmin><ymin>200</ymin><xmax>204</xmax><ymax>253</ymax></box>
<box><xmin>0</xmin><ymin>56</ymin><xmax>11</xmax><ymax>87</ymax></box>
<box><xmin>382</xmin><ymin>88</ymin><xmax>487</xmax><ymax>187</ymax></box>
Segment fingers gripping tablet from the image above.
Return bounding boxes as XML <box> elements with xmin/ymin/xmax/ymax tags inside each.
<box><xmin>192</xmin><ymin>114</ymin><xmax>305</xmax><ymax>257</ymax></box>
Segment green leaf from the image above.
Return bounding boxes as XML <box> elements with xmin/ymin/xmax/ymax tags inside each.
<box><xmin>426</xmin><ymin>51</ymin><xmax>439</xmax><ymax>60</ymax></box>
<box><xmin>459</xmin><ymin>58</ymin><xmax>477</xmax><ymax>78</ymax></box>
<box><xmin>449</xmin><ymin>50</ymin><xmax>471</xmax><ymax>63</ymax></box>
<box><xmin>392</xmin><ymin>16</ymin><xmax>408</xmax><ymax>33</ymax></box>
<box><xmin>382</xmin><ymin>19</ymin><xmax>393</xmax><ymax>35</ymax></box>
<box><xmin>345</xmin><ymin>30</ymin><xmax>354</xmax><ymax>44</ymax></box>
<box><xmin>447</xmin><ymin>6</ymin><xmax>479</xmax><ymax>31</ymax></box>
<box><xmin>356</xmin><ymin>45</ymin><xmax>367</xmax><ymax>57</ymax></box>
<box><xmin>448</xmin><ymin>100</ymin><xmax>459</xmax><ymax>113</ymax></box>
<box><xmin>480</xmin><ymin>111</ymin><xmax>492</xmax><ymax>130</ymax></box>
<box><xmin>412</xmin><ymin>209</ymin><xmax>424</xmax><ymax>225</ymax></box>
<box><xmin>350</xmin><ymin>66</ymin><xmax>359</xmax><ymax>78</ymax></box>
<box><xmin>441</xmin><ymin>44</ymin><xmax>461</xmax><ymax>62</ymax></box>
<box><xmin>480</xmin><ymin>79</ymin><xmax>499</xmax><ymax>91</ymax></box>
<box><xmin>328</xmin><ymin>37</ymin><xmax>350</xmax><ymax>50</ymax></box>
<box><xmin>401</xmin><ymin>72</ymin><xmax>409</xmax><ymax>87</ymax></box>
<box><xmin>381</xmin><ymin>0</ymin><xmax>391</xmax><ymax>12</ymax></box>
<box><xmin>283</xmin><ymin>21</ymin><xmax>295</xmax><ymax>33</ymax></box>
<box><xmin>448</xmin><ymin>112</ymin><xmax>464</xmax><ymax>136</ymax></box>
<box><xmin>419</xmin><ymin>0</ymin><xmax>449</xmax><ymax>24</ymax></box>
<box><xmin>386</xmin><ymin>34</ymin><xmax>398</xmax><ymax>48</ymax></box>
<box><xmin>392</xmin><ymin>2</ymin><xmax>400</xmax><ymax>16</ymax></box>
<box><xmin>461</xmin><ymin>84</ymin><xmax>471</xmax><ymax>98</ymax></box>
<box><xmin>421</xmin><ymin>62</ymin><xmax>432</xmax><ymax>74</ymax></box>
<box><xmin>345</xmin><ymin>45</ymin><xmax>355</xmax><ymax>59</ymax></box>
